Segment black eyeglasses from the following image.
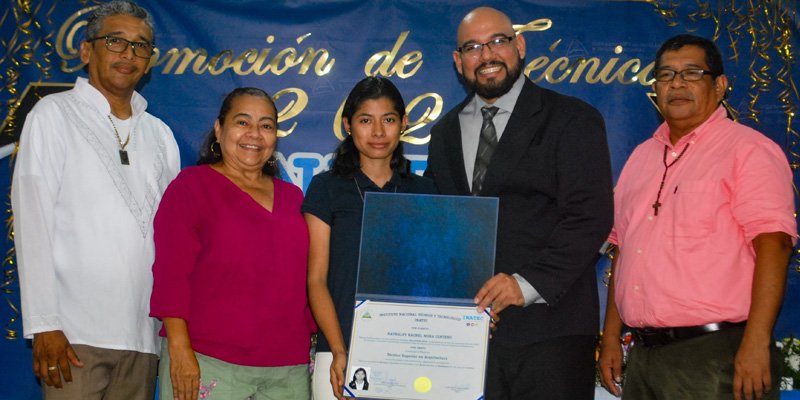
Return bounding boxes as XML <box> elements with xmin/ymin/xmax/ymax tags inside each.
<box><xmin>653</xmin><ymin>68</ymin><xmax>714</xmax><ymax>82</ymax></box>
<box><xmin>457</xmin><ymin>35</ymin><xmax>515</xmax><ymax>57</ymax></box>
<box><xmin>87</xmin><ymin>35</ymin><xmax>155</xmax><ymax>58</ymax></box>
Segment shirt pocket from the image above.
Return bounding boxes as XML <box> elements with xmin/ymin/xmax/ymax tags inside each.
<box><xmin>666</xmin><ymin>179</ymin><xmax>718</xmax><ymax>238</ymax></box>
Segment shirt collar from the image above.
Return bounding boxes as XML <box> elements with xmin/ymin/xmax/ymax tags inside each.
<box><xmin>74</xmin><ymin>76</ymin><xmax>148</xmax><ymax>117</ymax></box>
<box><xmin>653</xmin><ymin>105</ymin><xmax>728</xmax><ymax>147</ymax></box>
<box><xmin>354</xmin><ymin>169</ymin><xmax>401</xmax><ymax>191</ymax></box>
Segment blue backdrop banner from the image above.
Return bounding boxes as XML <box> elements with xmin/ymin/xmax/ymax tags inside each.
<box><xmin>1</xmin><ymin>1</ymin><xmax>798</xmax><ymax>398</ymax></box>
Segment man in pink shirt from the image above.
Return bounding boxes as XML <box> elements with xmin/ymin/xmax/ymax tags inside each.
<box><xmin>598</xmin><ymin>34</ymin><xmax>796</xmax><ymax>400</ymax></box>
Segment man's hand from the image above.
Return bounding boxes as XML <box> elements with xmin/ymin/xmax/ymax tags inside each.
<box><xmin>487</xmin><ymin>309</ymin><xmax>500</xmax><ymax>332</ymax></box>
<box><xmin>474</xmin><ymin>273</ymin><xmax>524</xmax><ymax>314</ymax></box>
<box><xmin>733</xmin><ymin>232</ymin><xmax>793</xmax><ymax>400</ymax></box>
<box><xmin>598</xmin><ymin>335</ymin><xmax>623</xmax><ymax>397</ymax></box>
<box><xmin>733</xmin><ymin>337</ymin><xmax>772</xmax><ymax>400</ymax></box>
<box><xmin>32</xmin><ymin>330</ymin><xmax>84</xmax><ymax>388</ymax></box>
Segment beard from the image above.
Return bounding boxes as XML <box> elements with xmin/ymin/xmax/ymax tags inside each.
<box><xmin>463</xmin><ymin>57</ymin><xmax>523</xmax><ymax>100</ymax></box>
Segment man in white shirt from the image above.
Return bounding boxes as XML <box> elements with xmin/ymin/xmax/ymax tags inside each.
<box><xmin>11</xmin><ymin>1</ymin><xmax>180</xmax><ymax>398</ymax></box>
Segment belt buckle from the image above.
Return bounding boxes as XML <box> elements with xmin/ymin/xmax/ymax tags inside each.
<box><xmin>700</xmin><ymin>322</ymin><xmax>722</xmax><ymax>333</ymax></box>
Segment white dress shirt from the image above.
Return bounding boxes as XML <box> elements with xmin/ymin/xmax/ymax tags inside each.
<box><xmin>12</xmin><ymin>77</ymin><xmax>180</xmax><ymax>354</ymax></box>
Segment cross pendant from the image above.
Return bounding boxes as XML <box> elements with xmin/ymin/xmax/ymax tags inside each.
<box><xmin>119</xmin><ymin>150</ymin><xmax>130</xmax><ymax>165</ymax></box>
<box><xmin>652</xmin><ymin>201</ymin><xmax>661</xmax><ymax>216</ymax></box>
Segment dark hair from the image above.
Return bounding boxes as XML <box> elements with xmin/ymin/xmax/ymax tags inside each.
<box><xmin>654</xmin><ymin>34</ymin><xmax>724</xmax><ymax>78</ymax></box>
<box><xmin>85</xmin><ymin>1</ymin><xmax>155</xmax><ymax>43</ymax></box>
<box><xmin>330</xmin><ymin>76</ymin><xmax>411</xmax><ymax>178</ymax></box>
<box><xmin>197</xmin><ymin>87</ymin><xmax>280</xmax><ymax>176</ymax></box>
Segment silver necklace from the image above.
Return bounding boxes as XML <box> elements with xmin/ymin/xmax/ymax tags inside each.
<box><xmin>107</xmin><ymin>115</ymin><xmax>132</xmax><ymax>165</ymax></box>
<box><xmin>353</xmin><ymin>176</ymin><xmax>398</xmax><ymax>201</ymax></box>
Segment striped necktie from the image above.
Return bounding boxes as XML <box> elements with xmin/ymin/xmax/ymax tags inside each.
<box><xmin>472</xmin><ymin>106</ymin><xmax>499</xmax><ymax>195</ymax></box>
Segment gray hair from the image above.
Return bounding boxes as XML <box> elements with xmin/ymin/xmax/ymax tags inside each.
<box><xmin>85</xmin><ymin>1</ymin><xmax>155</xmax><ymax>43</ymax></box>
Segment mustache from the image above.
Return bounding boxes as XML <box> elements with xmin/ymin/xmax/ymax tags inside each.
<box><xmin>667</xmin><ymin>94</ymin><xmax>694</xmax><ymax>101</ymax></box>
<box><xmin>666</xmin><ymin>92</ymin><xmax>694</xmax><ymax>102</ymax></box>
<box><xmin>111</xmin><ymin>61</ymin><xmax>138</xmax><ymax>70</ymax></box>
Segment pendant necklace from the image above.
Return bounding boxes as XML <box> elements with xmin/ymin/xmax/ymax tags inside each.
<box><xmin>652</xmin><ymin>143</ymin><xmax>690</xmax><ymax>216</ymax></box>
<box><xmin>107</xmin><ymin>115</ymin><xmax>132</xmax><ymax>165</ymax></box>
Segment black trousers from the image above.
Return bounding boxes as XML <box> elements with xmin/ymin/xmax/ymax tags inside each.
<box><xmin>623</xmin><ymin>326</ymin><xmax>781</xmax><ymax>400</ymax></box>
<box><xmin>485</xmin><ymin>334</ymin><xmax>597</xmax><ymax>400</ymax></box>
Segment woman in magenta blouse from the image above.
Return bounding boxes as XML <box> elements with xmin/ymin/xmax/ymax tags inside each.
<box><xmin>150</xmin><ymin>87</ymin><xmax>314</xmax><ymax>400</ymax></box>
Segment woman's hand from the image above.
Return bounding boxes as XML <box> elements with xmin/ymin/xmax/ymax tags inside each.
<box><xmin>330</xmin><ymin>351</ymin><xmax>348</xmax><ymax>399</ymax></box>
<box><xmin>168</xmin><ymin>341</ymin><xmax>201</xmax><ymax>400</ymax></box>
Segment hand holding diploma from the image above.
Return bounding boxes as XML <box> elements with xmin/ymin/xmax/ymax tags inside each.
<box><xmin>474</xmin><ymin>272</ymin><xmax>525</xmax><ymax>314</ymax></box>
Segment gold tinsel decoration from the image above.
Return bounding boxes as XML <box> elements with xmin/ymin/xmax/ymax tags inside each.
<box><xmin>0</xmin><ymin>0</ymin><xmax>62</xmax><ymax>340</ymax></box>
<box><xmin>2</xmin><ymin>149</ymin><xmax>17</xmax><ymax>340</ymax></box>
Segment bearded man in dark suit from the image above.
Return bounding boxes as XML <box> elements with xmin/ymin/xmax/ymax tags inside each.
<box><xmin>424</xmin><ymin>7</ymin><xmax>614</xmax><ymax>400</ymax></box>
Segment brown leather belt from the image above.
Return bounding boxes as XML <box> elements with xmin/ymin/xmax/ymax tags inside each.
<box><xmin>631</xmin><ymin>321</ymin><xmax>747</xmax><ymax>347</ymax></box>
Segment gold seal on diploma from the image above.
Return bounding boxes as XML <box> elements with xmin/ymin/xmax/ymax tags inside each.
<box><xmin>414</xmin><ymin>376</ymin><xmax>433</xmax><ymax>393</ymax></box>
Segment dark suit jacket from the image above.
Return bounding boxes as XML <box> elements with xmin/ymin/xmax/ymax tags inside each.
<box><xmin>425</xmin><ymin>78</ymin><xmax>614</xmax><ymax>346</ymax></box>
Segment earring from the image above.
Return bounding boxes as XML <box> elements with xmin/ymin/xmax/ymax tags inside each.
<box><xmin>209</xmin><ymin>141</ymin><xmax>220</xmax><ymax>158</ymax></box>
<box><xmin>267</xmin><ymin>156</ymin><xmax>277</xmax><ymax>167</ymax></box>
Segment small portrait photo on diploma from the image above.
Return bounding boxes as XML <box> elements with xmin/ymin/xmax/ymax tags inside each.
<box><xmin>348</xmin><ymin>367</ymin><xmax>370</xmax><ymax>391</ymax></box>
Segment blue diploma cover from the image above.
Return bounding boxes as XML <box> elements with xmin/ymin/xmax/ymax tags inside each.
<box><xmin>345</xmin><ymin>193</ymin><xmax>498</xmax><ymax>400</ymax></box>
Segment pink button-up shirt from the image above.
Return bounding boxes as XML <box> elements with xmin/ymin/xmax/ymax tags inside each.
<box><xmin>609</xmin><ymin>106</ymin><xmax>796</xmax><ymax>328</ymax></box>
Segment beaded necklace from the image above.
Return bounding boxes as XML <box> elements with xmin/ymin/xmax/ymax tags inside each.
<box><xmin>652</xmin><ymin>143</ymin><xmax>690</xmax><ymax>216</ymax></box>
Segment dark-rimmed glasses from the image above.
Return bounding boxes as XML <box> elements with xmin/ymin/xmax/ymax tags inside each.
<box><xmin>457</xmin><ymin>36</ymin><xmax>515</xmax><ymax>57</ymax></box>
<box><xmin>87</xmin><ymin>35</ymin><xmax>155</xmax><ymax>59</ymax></box>
<box><xmin>653</xmin><ymin>68</ymin><xmax>714</xmax><ymax>82</ymax></box>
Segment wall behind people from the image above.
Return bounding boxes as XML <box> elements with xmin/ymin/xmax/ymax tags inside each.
<box><xmin>1</xmin><ymin>1</ymin><xmax>797</xmax><ymax>398</ymax></box>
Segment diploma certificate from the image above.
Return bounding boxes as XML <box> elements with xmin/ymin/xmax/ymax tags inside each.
<box><xmin>347</xmin><ymin>193</ymin><xmax>497</xmax><ymax>399</ymax></box>
<box><xmin>345</xmin><ymin>301</ymin><xmax>489</xmax><ymax>400</ymax></box>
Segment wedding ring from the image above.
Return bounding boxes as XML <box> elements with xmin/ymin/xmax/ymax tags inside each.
<box><xmin>47</xmin><ymin>366</ymin><xmax>57</xmax><ymax>371</ymax></box>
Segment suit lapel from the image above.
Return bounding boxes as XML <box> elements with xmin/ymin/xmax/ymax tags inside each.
<box><xmin>443</xmin><ymin>98</ymin><xmax>471</xmax><ymax>195</ymax></box>
<box><xmin>480</xmin><ymin>79</ymin><xmax>544</xmax><ymax>196</ymax></box>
